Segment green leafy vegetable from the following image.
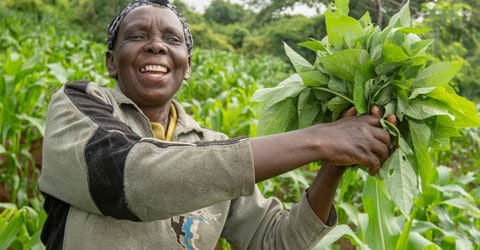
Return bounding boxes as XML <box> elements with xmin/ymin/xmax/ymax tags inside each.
<box><xmin>251</xmin><ymin>0</ymin><xmax>480</xmax><ymax>217</ymax></box>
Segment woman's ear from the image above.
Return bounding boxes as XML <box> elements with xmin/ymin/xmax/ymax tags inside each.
<box><xmin>184</xmin><ymin>56</ymin><xmax>192</xmax><ymax>80</ymax></box>
<box><xmin>106</xmin><ymin>50</ymin><xmax>118</xmax><ymax>79</ymax></box>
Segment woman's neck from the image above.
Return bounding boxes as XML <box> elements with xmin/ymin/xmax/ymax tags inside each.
<box><xmin>141</xmin><ymin>103</ymin><xmax>171</xmax><ymax>128</ymax></box>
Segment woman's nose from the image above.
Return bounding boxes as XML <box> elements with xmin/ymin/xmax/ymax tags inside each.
<box><xmin>145</xmin><ymin>37</ymin><xmax>167</xmax><ymax>54</ymax></box>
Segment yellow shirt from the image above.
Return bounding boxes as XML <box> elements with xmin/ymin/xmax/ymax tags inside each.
<box><xmin>150</xmin><ymin>104</ymin><xmax>177</xmax><ymax>141</ymax></box>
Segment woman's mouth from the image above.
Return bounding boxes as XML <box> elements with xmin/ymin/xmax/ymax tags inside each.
<box><xmin>139</xmin><ymin>65</ymin><xmax>168</xmax><ymax>74</ymax></box>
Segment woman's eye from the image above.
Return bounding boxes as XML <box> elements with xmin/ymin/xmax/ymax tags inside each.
<box><xmin>129</xmin><ymin>34</ymin><xmax>146</xmax><ymax>40</ymax></box>
<box><xmin>165</xmin><ymin>34</ymin><xmax>181</xmax><ymax>43</ymax></box>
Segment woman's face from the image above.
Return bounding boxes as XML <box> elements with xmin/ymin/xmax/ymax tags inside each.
<box><xmin>106</xmin><ymin>5</ymin><xmax>191</xmax><ymax>108</ymax></box>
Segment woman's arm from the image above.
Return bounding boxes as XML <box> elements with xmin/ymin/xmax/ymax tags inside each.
<box><xmin>250</xmin><ymin>114</ymin><xmax>390</xmax><ymax>182</ymax></box>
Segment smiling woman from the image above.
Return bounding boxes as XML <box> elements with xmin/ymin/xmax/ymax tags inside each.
<box><xmin>106</xmin><ymin>6</ymin><xmax>191</xmax><ymax>125</ymax></box>
<box><xmin>38</xmin><ymin>0</ymin><xmax>393</xmax><ymax>249</ymax></box>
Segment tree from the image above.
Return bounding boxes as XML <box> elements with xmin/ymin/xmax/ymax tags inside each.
<box><xmin>245</xmin><ymin>0</ymin><xmax>430</xmax><ymax>28</ymax></box>
<box><xmin>204</xmin><ymin>0</ymin><xmax>247</xmax><ymax>25</ymax></box>
<box><xmin>419</xmin><ymin>0</ymin><xmax>480</xmax><ymax>101</ymax></box>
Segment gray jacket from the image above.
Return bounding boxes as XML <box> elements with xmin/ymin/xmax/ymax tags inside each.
<box><xmin>39</xmin><ymin>81</ymin><xmax>336</xmax><ymax>249</ymax></box>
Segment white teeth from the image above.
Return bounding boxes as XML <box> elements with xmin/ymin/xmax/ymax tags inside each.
<box><xmin>140</xmin><ymin>65</ymin><xmax>167</xmax><ymax>73</ymax></box>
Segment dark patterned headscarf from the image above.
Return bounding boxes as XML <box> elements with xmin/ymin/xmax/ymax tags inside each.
<box><xmin>107</xmin><ymin>0</ymin><xmax>193</xmax><ymax>56</ymax></box>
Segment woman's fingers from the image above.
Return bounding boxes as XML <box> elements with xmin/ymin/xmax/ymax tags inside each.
<box><xmin>342</xmin><ymin>106</ymin><xmax>357</xmax><ymax>117</ymax></box>
<box><xmin>331</xmin><ymin>106</ymin><xmax>399</xmax><ymax>175</ymax></box>
<box><xmin>370</xmin><ymin>105</ymin><xmax>384</xmax><ymax>118</ymax></box>
<box><xmin>387</xmin><ymin>114</ymin><xmax>397</xmax><ymax>125</ymax></box>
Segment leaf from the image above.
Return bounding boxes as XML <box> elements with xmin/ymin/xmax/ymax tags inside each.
<box><xmin>405</xmin><ymin>39</ymin><xmax>433</xmax><ymax>57</ymax></box>
<box><xmin>16</xmin><ymin>113</ymin><xmax>45</xmax><ymax>136</ymax></box>
<box><xmin>396</xmin><ymin>91</ymin><xmax>409</xmax><ymax>121</ymax></box>
<box><xmin>320</xmin><ymin>49</ymin><xmax>369</xmax><ymax>82</ymax></box>
<box><xmin>411</xmin><ymin>62</ymin><xmax>463</xmax><ymax>91</ymax></box>
<box><xmin>47</xmin><ymin>62</ymin><xmax>69</xmax><ymax>83</ymax></box>
<box><xmin>396</xmin><ymin>27</ymin><xmax>431</xmax><ymax>35</ymax></box>
<box><xmin>408</xmin><ymin>119</ymin><xmax>436</xmax><ymax>187</ymax></box>
<box><xmin>327</xmin><ymin>96</ymin><xmax>351</xmax><ymax>120</ymax></box>
<box><xmin>354</xmin><ymin>59</ymin><xmax>376</xmax><ymax>114</ymax></box>
<box><xmin>431</xmin><ymin>116</ymin><xmax>460</xmax><ymax>150</ymax></box>
<box><xmin>362</xmin><ymin>176</ymin><xmax>399</xmax><ymax>250</ymax></box>
<box><xmin>427</xmin><ymin>86</ymin><xmax>480</xmax><ymax>128</ymax></box>
<box><xmin>430</xmin><ymin>184</ymin><xmax>473</xmax><ymax>201</ymax></box>
<box><xmin>405</xmin><ymin>232</ymin><xmax>439</xmax><ymax>250</ymax></box>
<box><xmin>441</xmin><ymin>198</ymin><xmax>480</xmax><ymax>213</ymax></box>
<box><xmin>325</xmin><ymin>6</ymin><xmax>364</xmax><ymax>49</ymax></box>
<box><xmin>312</xmin><ymin>88</ymin><xmax>334</xmax><ymax>101</ymax></box>
<box><xmin>327</xmin><ymin>76</ymin><xmax>350</xmax><ymax>96</ymax></box>
<box><xmin>381</xmin><ymin>41</ymin><xmax>410</xmax><ymax>64</ymax></box>
<box><xmin>334</xmin><ymin>0</ymin><xmax>350</xmax><ymax>15</ymax></box>
<box><xmin>257</xmin><ymin>98</ymin><xmax>297</xmax><ymax>136</ymax></box>
<box><xmin>283</xmin><ymin>42</ymin><xmax>313</xmax><ymax>72</ymax></box>
<box><xmin>339</xmin><ymin>201</ymin><xmax>370</xmax><ymax>239</ymax></box>
<box><xmin>388</xmin><ymin>1</ymin><xmax>411</xmax><ymax>28</ymax></box>
<box><xmin>358</xmin><ymin>11</ymin><xmax>372</xmax><ymax>28</ymax></box>
<box><xmin>299</xmin><ymin>39</ymin><xmax>327</xmax><ymax>53</ymax></box>
<box><xmin>405</xmin><ymin>99</ymin><xmax>453</xmax><ymax>120</ymax></box>
<box><xmin>297</xmin><ymin>90</ymin><xmax>320</xmax><ymax>129</ymax></box>
<box><xmin>381</xmin><ymin>145</ymin><xmax>418</xmax><ymax>217</ymax></box>
<box><xmin>0</xmin><ymin>208</ymin><xmax>25</xmax><ymax>250</ymax></box>
<box><xmin>314</xmin><ymin>225</ymin><xmax>370</xmax><ymax>250</ymax></box>
<box><xmin>298</xmin><ymin>70</ymin><xmax>329</xmax><ymax>87</ymax></box>
<box><xmin>250</xmin><ymin>74</ymin><xmax>306</xmax><ymax>107</ymax></box>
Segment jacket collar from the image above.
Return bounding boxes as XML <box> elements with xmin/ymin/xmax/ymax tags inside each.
<box><xmin>111</xmin><ymin>84</ymin><xmax>204</xmax><ymax>138</ymax></box>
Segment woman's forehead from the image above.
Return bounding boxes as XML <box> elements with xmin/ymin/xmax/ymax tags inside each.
<box><xmin>121</xmin><ymin>6</ymin><xmax>183</xmax><ymax>31</ymax></box>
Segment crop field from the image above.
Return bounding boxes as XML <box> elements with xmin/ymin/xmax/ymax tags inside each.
<box><xmin>1</xmin><ymin>3</ymin><xmax>479</xmax><ymax>249</ymax></box>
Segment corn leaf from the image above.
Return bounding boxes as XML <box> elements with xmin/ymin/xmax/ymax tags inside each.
<box><xmin>0</xmin><ymin>208</ymin><xmax>25</xmax><ymax>250</ymax></box>
<box><xmin>362</xmin><ymin>176</ymin><xmax>400</xmax><ymax>250</ymax></box>
<box><xmin>314</xmin><ymin>225</ymin><xmax>370</xmax><ymax>250</ymax></box>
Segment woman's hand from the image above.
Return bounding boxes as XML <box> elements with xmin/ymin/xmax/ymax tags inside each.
<box><xmin>250</xmin><ymin>105</ymin><xmax>396</xmax><ymax>181</ymax></box>
<box><xmin>322</xmin><ymin>105</ymin><xmax>396</xmax><ymax>175</ymax></box>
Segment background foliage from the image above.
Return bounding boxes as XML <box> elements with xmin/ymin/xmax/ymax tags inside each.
<box><xmin>0</xmin><ymin>0</ymin><xmax>478</xmax><ymax>249</ymax></box>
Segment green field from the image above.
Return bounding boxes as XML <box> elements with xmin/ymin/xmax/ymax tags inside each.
<box><xmin>1</xmin><ymin>2</ymin><xmax>479</xmax><ymax>249</ymax></box>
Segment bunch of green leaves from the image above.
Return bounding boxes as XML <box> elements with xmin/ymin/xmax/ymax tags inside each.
<box><xmin>251</xmin><ymin>0</ymin><xmax>480</xmax><ymax>218</ymax></box>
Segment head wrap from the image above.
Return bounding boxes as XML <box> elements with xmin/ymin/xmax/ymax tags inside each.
<box><xmin>107</xmin><ymin>0</ymin><xmax>193</xmax><ymax>56</ymax></box>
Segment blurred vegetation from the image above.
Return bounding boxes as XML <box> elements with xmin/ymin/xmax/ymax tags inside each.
<box><xmin>0</xmin><ymin>0</ymin><xmax>479</xmax><ymax>249</ymax></box>
<box><xmin>1</xmin><ymin>0</ymin><xmax>477</xmax><ymax>101</ymax></box>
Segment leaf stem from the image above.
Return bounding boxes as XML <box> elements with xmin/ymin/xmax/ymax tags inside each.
<box><xmin>312</xmin><ymin>87</ymin><xmax>354</xmax><ymax>104</ymax></box>
<box><xmin>371</xmin><ymin>81</ymin><xmax>393</xmax><ymax>104</ymax></box>
<box><xmin>380</xmin><ymin>119</ymin><xmax>400</xmax><ymax>150</ymax></box>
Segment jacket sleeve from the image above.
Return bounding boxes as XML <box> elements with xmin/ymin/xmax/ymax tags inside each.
<box><xmin>221</xmin><ymin>187</ymin><xmax>337</xmax><ymax>249</ymax></box>
<box><xmin>38</xmin><ymin>81</ymin><xmax>255</xmax><ymax>222</ymax></box>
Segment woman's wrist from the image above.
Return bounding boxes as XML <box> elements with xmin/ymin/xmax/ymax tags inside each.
<box><xmin>320</xmin><ymin>162</ymin><xmax>347</xmax><ymax>177</ymax></box>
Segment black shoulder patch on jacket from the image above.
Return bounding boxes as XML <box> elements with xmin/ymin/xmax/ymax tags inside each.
<box><xmin>64</xmin><ymin>81</ymin><xmax>141</xmax><ymax>221</ymax></box>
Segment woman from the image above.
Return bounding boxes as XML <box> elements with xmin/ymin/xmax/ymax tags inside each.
<box><xmin>39</xmin><ymin>0</ymin><xmax>391</xmax><ymax>249</ymax></box>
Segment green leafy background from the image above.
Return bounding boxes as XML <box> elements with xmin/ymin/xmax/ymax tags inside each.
<box><xmin>1</xmin><ymin>0</ymin><xmax>480</xmax><ymax>249</ymax></box>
